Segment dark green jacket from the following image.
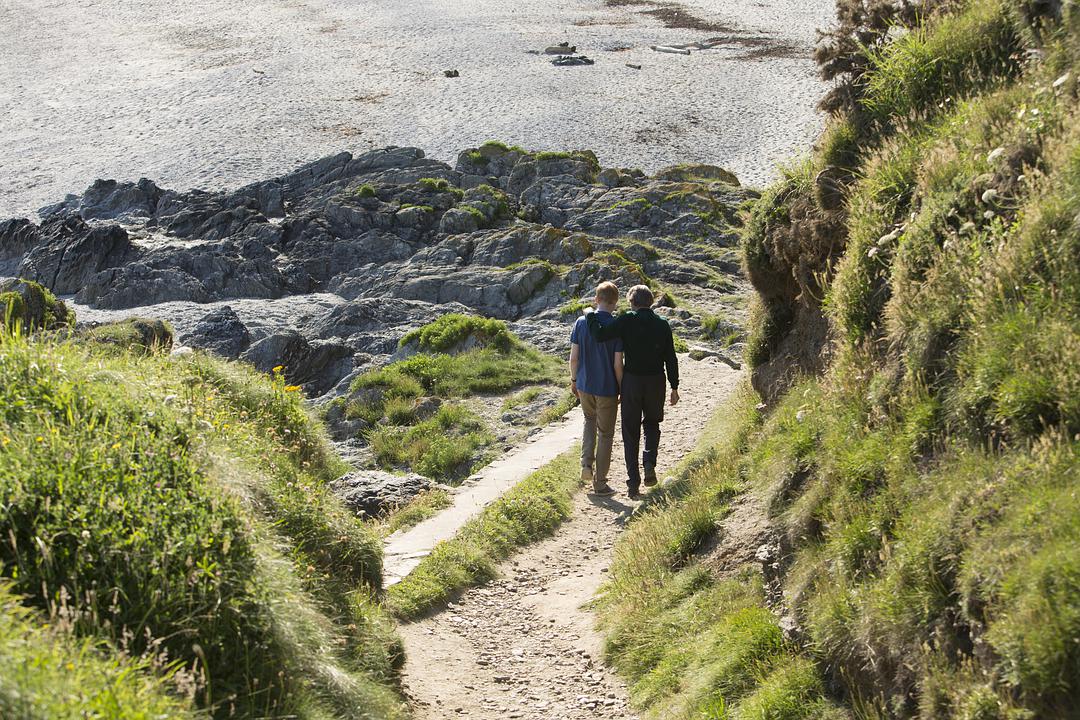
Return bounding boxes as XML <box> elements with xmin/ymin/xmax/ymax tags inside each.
<box><xmin>586</xmin><ymin>308</ymin><xmax>679</xmax><ymax>389</ymax></box>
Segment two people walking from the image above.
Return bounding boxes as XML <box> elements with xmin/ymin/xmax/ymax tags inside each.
<box><xmin>569</xmin><ymin>282</ymin><xmax>680</xmax><ymax>500</ymax></box>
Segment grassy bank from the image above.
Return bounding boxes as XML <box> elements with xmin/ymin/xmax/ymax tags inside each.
<box><xmin>0</xmin><ymin>329</ymin><xmax>406</xmax><ymax>718</ymax></box>
<box><xmin>600</xmin><ymin>1</ymin><xmax>1080</xmax><ymax>718</ymax></box>
<box><xmin>344</xmin><ymin>314</ymin><xmax>564</xmax><ymax>482</ymax></box>
<box><xmin>598</xmin><ymin>386</ymin><xmax>848</xmax><ymax>719</ymax></box>
<box><xmin>386</xmin><ymin>450</ymin><xmax>581</xmax><ymax>620</ymax></box>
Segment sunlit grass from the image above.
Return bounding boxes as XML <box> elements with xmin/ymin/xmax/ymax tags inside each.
<box><xmin>387</xmin><ymin>451</ymin><xmax>581</xmax><ymax>619</ymax></box>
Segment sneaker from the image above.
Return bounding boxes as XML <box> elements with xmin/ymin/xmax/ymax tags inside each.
<box><xmin>581</xmin><ymin>465</ymin><xmax>594</xmax><ymax>484</ymax></box>
<box><xmin>643</xmin><ymin>465</ymin><xmax>658</xmax><ymax>487</ymax></box>
<box><xmin>627</xmin><ymin>487</ymin><xmax>644</xmax><ymax>500</ymax></box>
<box><xmin>591</xmin><ymin>483</ymin><xmax>616</xmax><ymax>497</ymax></box>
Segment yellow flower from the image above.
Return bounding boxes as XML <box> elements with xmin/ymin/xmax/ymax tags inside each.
<box><xmin>272</xmin><ymin>365</ymin><xmax>284</xmax><ymax>374</ymax></box>
<box><xmin>284</xmin><ymin>385</ymin><xmax>301</xmax><ymax>393</ymax></box>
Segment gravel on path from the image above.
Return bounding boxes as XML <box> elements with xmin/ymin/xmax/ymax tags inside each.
<box><xmin>399</xmin><ymin>356</ymin><xmax>743</xmax><ymax>719</ymax></box>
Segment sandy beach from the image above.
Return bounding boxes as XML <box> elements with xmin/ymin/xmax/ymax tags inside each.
<box><xmin>0</xmin><ymin>0</ymin><xmax>833</xmax><ymax>218</ymax></box>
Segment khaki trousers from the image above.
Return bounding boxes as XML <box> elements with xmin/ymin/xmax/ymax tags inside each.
<box><xmin>579</xmin><ymin>392</ymin><xmax>619</xmax><ymax>485</ymax></box>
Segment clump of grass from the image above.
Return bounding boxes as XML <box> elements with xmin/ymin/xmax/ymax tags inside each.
<box><xmin>355</xmin><ymin>183</ymin><xmax>377</xmax><ymax>198</ymax></box>
<box><xmin>861</xmin><ymin>0</ymin><xmax>1021</xmax><ymax>126</ymax></box>
<box><xmin>399</xmin><ymin>313</ymin><xmax>513</xmax><ymax>352</ymax></box>
<box><xmin>602</xmin><ymin>197</ymin><xmax>652</xmax><ymax>213</ymax></box>
<box><xmin>372</xmin><ymin>489</ymin><xmax>454</xmax><ymax>538</ymax></box>
<box><xmin>369</xmin><ymin>404</ymin><xmax>492</xmax><ymax>481</ymax></box>
<box><xmin>0</xmin><ymin>278</ymin><xmax>75</xmax><ymax>332</ymax></box>
<box><xmin>386</xmin><ymin>451</ymin><xmax>581</xmax><ymax>619</ymax></box>
<box><xmin>350</xmin><ymin>316</ymin><xmax>562</xmax><ymax>479</ymax></box>
<box><xmin>355</xmin><ymin>346</ymin><xmax>560</xmax><ymax>400</ymax></box>
<box><xmin>538</xmin><ymin>388</ymin><xmax>579</xmax><ymax>424</ymax></box>
<box><xmin>481</xmin><ymin>140</ymin><xmax>522</xmax><ymax>152</ymax></box>
<box><xmin>82</xmin><ymin>316</ymin><xmax>175</xmax><ymax>354</ymax></box>
<box><xmin>596</xmin><ymin>386</ymin><xmax>845</xmax><ymax>717</ymax></box>
<box><xmin>533</xmin><ymin>149</ymin><xmax>601</xmax><ymax>174</ymax></box>
<box><xmin>0</xmin><ymin>582</ymin><xmax>198</xmax><ymax>716</ymax></box>
<box><xmin>418</xmin><ymin>177</ymin><xmax>451</xmax><ymax>192</ymax></box>
<box><xmin>0</xmin><ymin>583</ymin><xmax>197</xmax><ymax>719</ymax></box>
<box><xmin>560</xmin><ymin>299</ymin><xmax>590</xmax><ymax>316</ymax></box>
<box><xmin>501</xmin><ymin>386</ymin><xmax>545</xmax><ymax>412</ymax></box>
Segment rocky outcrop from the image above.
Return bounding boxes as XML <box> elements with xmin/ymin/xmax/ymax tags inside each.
<box><xmin>185</xmin><ymin>305</ymin><xmax>251</xmax><ymax>358</ymax></box>
<box><xmin>331</xmin><ymin>470</ymin><xmax>434</xmax><ymax>517</ymax></box>
<box><xmin>17</xmin><ymin>215</ymin><xmax>134</xmax><ymax>295</ymax></box>
<box><xmin>4</xmin><ymin>144</ymin><xmax>752</xmax><ymax>397</ymax></box>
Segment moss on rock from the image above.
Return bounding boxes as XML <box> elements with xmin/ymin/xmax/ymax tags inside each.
<box><xmin>0</xmin><ymin>279</ymin><xmax>75</xmax><ymax>333</ymax></box>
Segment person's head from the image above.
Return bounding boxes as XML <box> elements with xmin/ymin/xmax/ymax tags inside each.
<box><xmin>627</xmin><ymin>284</ymin><xmax>654</xmax><ymax>310</ymax></box>
<box><xmin>594</xmin><ymin>281</ymin><xmax>619</xmax><ymax>311</ymax></box>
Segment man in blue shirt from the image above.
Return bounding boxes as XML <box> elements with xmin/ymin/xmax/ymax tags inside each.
<box><xmin>570</xmin><ymin>281</ymin><xmax>624</xmax><ymax>496</ymax></box>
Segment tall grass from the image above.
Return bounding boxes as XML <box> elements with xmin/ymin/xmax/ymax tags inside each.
<box><xmin>0</xmin><ymin>583</ymin><xmax>197</xmax><ymax>719</ymax></box>
<box><xmin>0</xmin><ymin>333</ymin><xmax>404</xmax><ymax>718</ymax></box>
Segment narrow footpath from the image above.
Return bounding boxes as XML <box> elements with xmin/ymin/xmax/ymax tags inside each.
<box><xmin>399</xmin><ymin>357</ymin><xmax>743</xmax><ymax>719</ymax></box>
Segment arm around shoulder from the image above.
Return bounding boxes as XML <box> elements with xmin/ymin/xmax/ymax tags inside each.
<box><xmin>587</xmin><ymin>311</ymin><xmax>623</xmax><ymax>341</ymax></box>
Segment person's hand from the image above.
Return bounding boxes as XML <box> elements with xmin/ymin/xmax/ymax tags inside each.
<box><xmin>670</xmin><ymin>389</ymin><xmax>680</xmax><ymax>406</ymax></box>
<box><xmin>571</xmin><ymin>379</ymin><xmax>579</xmax><ymax>398</ymax></box>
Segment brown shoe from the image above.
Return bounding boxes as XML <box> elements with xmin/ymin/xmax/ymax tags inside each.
<box><xmin>591</xmin><ymin>483</ymin><xmax>616</xmax><ymax>497</ymax></box>
<box><xmin>581</xmin><ymin>466</ymin><xmax>594</xmax><ymax>485</ymax></box>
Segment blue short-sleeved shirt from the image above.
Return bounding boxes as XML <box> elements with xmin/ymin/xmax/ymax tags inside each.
<box><xmin>571</xmin><ymin>311</ymin><xmax>623</xmax><ymax>397</ymax></box>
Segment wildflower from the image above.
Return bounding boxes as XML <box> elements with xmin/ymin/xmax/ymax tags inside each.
<box><xmin>284</xmin><ymin>385</ymin><xmax>301</xmax><ymax>393</ymax></box>
<box><xmin>272</xmin><ymin>365</ymin><xmax>284</xmax><ymax>374</ymax></box>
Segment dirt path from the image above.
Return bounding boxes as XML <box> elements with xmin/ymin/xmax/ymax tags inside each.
<box><xmin>399</xmin><ymin>357</ymin><xmax>743</xmax><ymax>719</ymax></box>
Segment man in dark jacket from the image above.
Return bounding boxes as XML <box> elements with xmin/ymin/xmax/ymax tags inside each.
<box><xmin>585</xmin><ymin>284</ymin><xmax>679</xmax><ymax>498</ymax></box>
